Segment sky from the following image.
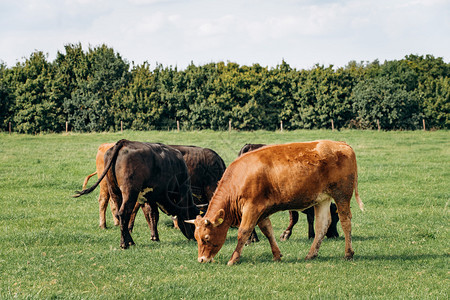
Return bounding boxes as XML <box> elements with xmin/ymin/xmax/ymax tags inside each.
<box><xmin>1</xmin><ymin>0</ymin><xmax>449</xmax><ymax>70</ymax></box>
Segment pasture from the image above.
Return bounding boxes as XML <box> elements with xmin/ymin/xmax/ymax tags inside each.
<box><xmin>0</xmin><ymin>130</ymin><xmax>448</xmax><ymax>299</ymax></box>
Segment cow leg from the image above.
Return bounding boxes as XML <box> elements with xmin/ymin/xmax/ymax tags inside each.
<box><xmin>245</xmin><ymin>229</ymin><xmax>259</xmax><ymax>246</ymax></box>
<box><xmin>128</xmin><ymin>201</ymin><xmax>141</xmax><ymax>233</ymax></box>
<box><xmin>98</xmin><ymin>180</ymin><xmax>112</xmax><ymax>228</ymax></box>
<box><xmin>141</xmin><ymin>202</ymin><xmax>160</xmax><ymax>242</ymax></box>
<box><xmin>98</xmin><ymin>192</ymin><xmax>109</xmax><ymax>229</ymax></box>
<box><xmin>258</xmin><ymin>217</ymin><xmax>282</xmax><ymax>262</ymax></box>
<box><xmin>280</xmin><ymin>211</ymin><xmax>299</xmax><ymax>241</ymax></box>
<box><xmin>228</xmin><ymin>226</ymin><xmax>254</xmax><ymax>266</ymax></box>
<box><xmin>325</xmin><ymin>203</ymin><xmax>339</xmax><ymax>238</ymax></box>
<box><xmin>305</xmin><ymin>198</ymin><xmax>331</xmax><ymax>260</ymax></box>
<box><xmin>118</xmin><ymin>191</ymin><xmax>138</xmax><ymax>249</ymax></box>
<box><xmin>109</xmin><ymin>197</ymin><xmax>120</xmax><ymax>226</ymax></box>
<box><xmin>335</xmin><ymin>199</ymin><xmax>354</xmax><ymax>260</ymax></box>
<box><xmin>305</xmin><ymin>208</ymin><xmax>315</xmax><ymax>239</ymax></box>
<box><xmin>228</xmin><ymin>209</ymin><xmax>258</xmax><ymax>266</ymax></box>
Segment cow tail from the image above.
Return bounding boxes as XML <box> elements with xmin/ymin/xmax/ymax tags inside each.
<box><xmin>82</xmin><ymin>171</ymin><xmax>97</xmax><ymax>190</ymax></box>
<box><xmin>73</xmin><ymin>140</ymin><xmax>126</xmax><ymax>198</ymax></box>
<box><xmin>354</xmin><ymin>166</ymin><xmax>364</xmax><ymax>212</ymax></box>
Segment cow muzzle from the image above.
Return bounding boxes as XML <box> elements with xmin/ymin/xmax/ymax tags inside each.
<box><xmin>198</xmin><ymin>256</ymin><xmax>213</xmax><ymax>263</ymax></box>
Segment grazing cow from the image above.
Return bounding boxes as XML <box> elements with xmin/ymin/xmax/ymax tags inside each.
<box><xmin>82</xmin><ymin>144</ymin><xmax>226</xmax><ymax>237</ymax></box>
<box><xmin>238</xmin><ymin>143</ymin><xmax>340</xmax><ymax>240</ymax></box>
<box><xmin>189</xmin><ymin>140</ymin><xmax>364</xmax><ymax>265</ymax></box>
<box><xmin>169</xmin><ymin>145</ymin><xmax>226</xmax><ymax>207</ymax></box>
<box><xmin>128</xmin><ymin>145</ymin><xmax>226</xmax><ymax>239</ymax></box>
<box><xmin>74</xmin><ymin>140</ymin><xmax>199</xmax><ymax>248</ymax></box>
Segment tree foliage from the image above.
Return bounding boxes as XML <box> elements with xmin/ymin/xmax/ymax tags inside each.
<box><xmin>0</xmin><ymin>45</ymin><xmax>448</xmax><ymax>133</ymax></box>
<box><xmin>351</xmin><ymin>77</ymin><xmax>422</xmax><ymax>130</ymax></box>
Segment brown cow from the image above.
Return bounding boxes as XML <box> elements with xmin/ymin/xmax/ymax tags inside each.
<box><xmin>238</xmin><ymin>143</ymin><xmax>340</xmax><ymax>240</ymax></box>
<box><xmin>82</xmin><ymin>143</ymin><xmax>118</xmax><ymax>228</ymax></box>
<box><xmin>189</xmin><ymin>140</ymin><xmax>364</xmax><ymax>265</ymax></box>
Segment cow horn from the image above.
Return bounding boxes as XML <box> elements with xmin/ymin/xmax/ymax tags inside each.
<box><xmin>184</xmin><ymin>219</ymin><xmax>195</xmax><ymax>224</ymax></box>
<box><xmin>195</xmin><ymin>203</ymin><xmax>208</xmax><ymax>208</ymax></box>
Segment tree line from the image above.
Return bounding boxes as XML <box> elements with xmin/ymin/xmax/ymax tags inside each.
<box><xmin>1</xmin><ymin>43</ymin><xmax>449</xmax><ymax>133</ymax></box>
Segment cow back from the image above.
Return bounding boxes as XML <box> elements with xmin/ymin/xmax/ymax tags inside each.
<box><xmin>214</xmin><ymin>140</ymin><xmax>358</xmax><ymax>216</ymax></box>
<box><xmin>169</xmin><ymin>145</ymin><xmax>226</xmax><ymax>204</ymax></box>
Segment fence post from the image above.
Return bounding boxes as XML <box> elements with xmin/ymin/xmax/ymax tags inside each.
<box><xmin>229</xmin><ymin>119</ymin><xmax>232</xmax><ymax>132</ymax></box>
<box><xmin>121</xmin><ymin>121</ymin><xmax>123</xmax><ymax>133</ymax></box>
<box><xmin>66</xmin><ymin>122</ymin><xmax>68</xmax><ymax>133</ymax></box>
<box><xmin>177</xmin><ymin>120</ymin><xmax>180</xmax><ymax>132</ymax></box>
<box><xmin>280</xmin><ymin>121</ymin><xmax>283</xmax><ymax>132</ymax></box>
<box><xmin>377</xmin><ymin>119</ymin><xmax>381</xmax><ymax>131</ymax></box>
<box><xmin>9</xmin><ymin>122</ymin><xmax>11</xmax><ymax>134</ymax></box>
<box><xmin>331</xmin><ymin>119</ymin><xmax>334</xmax><ymax>131</ymax></box>
<box><xmin>422</xmin><ymin>119</ymin><xmax>426</xmax><ymax>131</ymax></box>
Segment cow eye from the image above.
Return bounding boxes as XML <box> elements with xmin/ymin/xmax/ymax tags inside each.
<box><xmin>204</xmin><ymin>234</ymin><xmax>210</xmax><ymax>241</ymax></box>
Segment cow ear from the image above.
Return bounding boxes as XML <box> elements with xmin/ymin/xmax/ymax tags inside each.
<box><xmin>212</xmin><ymin>209</ymin><xmax>225</xmax><ymax>227</ymax></box>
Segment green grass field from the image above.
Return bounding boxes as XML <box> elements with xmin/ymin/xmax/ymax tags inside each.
<box><xmin>0</xmin><ymin>130</ymin><xmax>448</xmax><ymax>299</ymax></box>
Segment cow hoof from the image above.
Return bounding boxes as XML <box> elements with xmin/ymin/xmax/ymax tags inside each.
<box><xmin>227</xmin><ymin>259</ymin><xmax>238</xmax><ymax>266</ymax></box>
<box><xmin>273</xmin><ymin>253</ymin><xmax>282</xmax><ymax>262</ymax></box>
<box><xmin>305</xmin><ymin>254</ymin><xmax>317</xmax><ymax>260</ymax></box>
<box><xmin>344</xmin><ymin>251</ymin><xmax>354</xmax><ymax>261</ymax></box>
<box><xmin>120</xmin><ymin>241</ymin><xmax>135</xmax><ymax>249</ymax></box>
<box><xmin>151</xmin><ymin>237</ymin><xmax>160</xmax><ymax>242</ymax></box>
<box><xmin>99</xmin><ymin>224</ymin><xmax>107</xmax><ymax>229</ymax></box>
<box><xmin>280</xmin><ymin>230</ymin><xmax>291</xmax><ymax>241</ymax></box>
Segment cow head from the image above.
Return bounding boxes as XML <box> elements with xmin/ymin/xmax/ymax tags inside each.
<box><xmin>190</xmin><ymin>208</ymin><xmax>228</xmax><ymax>263</ymax></box>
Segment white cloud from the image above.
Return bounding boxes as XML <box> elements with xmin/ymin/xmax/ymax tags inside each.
<box><xmin>0</xmin><ymin>0</ymin><xmax>449</xmax><ymax>68</ymax></box>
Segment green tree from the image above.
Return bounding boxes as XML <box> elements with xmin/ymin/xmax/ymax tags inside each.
<box><xmin>11</xmin><ymin>51</ymin><xmax>65</xmax><ymax>133</ymax></box>
<box><xmin>0</xmin><ymin>62</ymin><xmax>15</xmax><ymax>131</ymax></box>
<box><xmin>419</xmin><ymin>77</ymin><xmax>450</xmax><ymax>129</ymax></box>
<box><xmin>352</xmin><ymin>77</ymin><xmax>422</xmax><ymax>130</ymax></box>
<box><xmin>63</xmin><ymin>44</ymin><xmax>130</xmax><ymax>131</ymax></box>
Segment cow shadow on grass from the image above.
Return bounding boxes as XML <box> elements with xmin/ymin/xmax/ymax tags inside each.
<box><xmin>242</xmin><ymin>250</ymin><xmax>447</xmax><ymax>265</ymax></box>
<box><xmin>353</xmin><ymin>253</ymin><xmax>447</xmax><ymax>262</ymax></box>
<box><xmin>281</xmin><ymin>235</ymin><xmax>379</xmax><ymax>243</ymax></box>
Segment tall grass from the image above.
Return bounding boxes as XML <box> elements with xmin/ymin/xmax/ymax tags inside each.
<box><xmin>0</xmin><ymin>130</ymin><xmax>448</xmax><ymax>299</ymax></box>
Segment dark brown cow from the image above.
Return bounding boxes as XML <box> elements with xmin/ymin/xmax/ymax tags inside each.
<box><xmin>128</xmin><ymin>145</ymin><xmax>226</xmax><ymax>240</ymax></box>
<box><xmin>75</xmin><ymin>140</ymin><xmax>199</xmax><ymax>248</ymax></box>
<box><xmin>169</xmin><ymin>145</ymin><xmax>226</xmax><ymax>207</ymax></box>
<box><xmin>189</xmin><ymin>140</ymin><xmax>364</xmax><ymax>265</ymax></box>
<box><xmin>238</xmin><ymin>143</ymin><xmax>340</xmax><ymax>240</ymax></box>
<box><xmin>82</xmin><ymin>144</ymin><xmax>226</xmax><ymax>239</ymax></box>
